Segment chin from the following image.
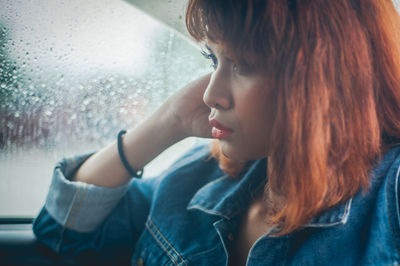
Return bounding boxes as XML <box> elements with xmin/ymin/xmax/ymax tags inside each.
<box><xmin>219</xmin><ymin>142</ymin><xmax>250</xmax><ymax>162</ymax></box>
<box><xmin>220</xmin><ymin>141</ymin><xmax>267</xmax><ymax>162</ymax></box>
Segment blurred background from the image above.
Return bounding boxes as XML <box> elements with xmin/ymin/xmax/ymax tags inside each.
<box><xmin>0</xmin><ymin>0</ymin><xmax>210</xmax><ymax>217</ymax></box>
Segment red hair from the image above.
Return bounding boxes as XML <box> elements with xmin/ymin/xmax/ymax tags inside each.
<box><xmin>186</xmin><ymin>0</ymin><xmax>400</xmax><ymax>235</ymax></box>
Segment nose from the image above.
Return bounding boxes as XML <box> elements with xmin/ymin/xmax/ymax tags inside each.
<box><xmin>203</xmin><ymin>71</ymin><xmax>233</xmax><ymax>110</ymax></box>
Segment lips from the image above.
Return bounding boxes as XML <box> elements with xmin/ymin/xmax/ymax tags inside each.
<box><xmin>209</xmin><ymin>119</ymin><xmax>233</xmax><ymax>139</ymax></box>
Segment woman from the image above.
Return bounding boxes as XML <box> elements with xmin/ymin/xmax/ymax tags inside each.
<box><xmin>34</xmin><ymin>0</ymin><xmax>400</xmax><ymax>265</ymax></box>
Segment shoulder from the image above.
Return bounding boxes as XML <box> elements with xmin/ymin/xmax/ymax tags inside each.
<box><xmin>382</xmin><ymin>145</ymin><xmax>400</xmax><ymax>255</ymax></box>
<box><xmin>362</xmin><ymin>145</ymin><xmax>400</xmax><ymax>258</ymax></box>
<box><xmin>150</xmin><ymin>141</ymin><xmax>225</xmax><ymax>194</ymax></box>
<box><xmin>130</xmin><ymin>141</ymin><xmax>224</xmax><ymax>200</ymax></box>
<box><xmin>164</xmin><ymin>141</ymin><xmax>216</xmax><ymax>173</ymax></box>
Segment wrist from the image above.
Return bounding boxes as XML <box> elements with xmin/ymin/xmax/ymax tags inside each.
<box><xmin>120</xmin><ymin>104</ymin><xmax>186</xmax><ymax>171</ymax></box>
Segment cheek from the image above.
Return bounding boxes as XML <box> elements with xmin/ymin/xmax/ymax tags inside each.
<box><xmin>237</xmin><ymin>87</ymin><xmax>270</xmax><ymax>130</ymax></box>
<box><xmin>236</xmin><ymin>88</ymin><xmax>271</xmax><ymax>150</ymax></box>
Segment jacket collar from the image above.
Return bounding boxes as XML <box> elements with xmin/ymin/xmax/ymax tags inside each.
<box><xmin>187</xmin><ymin>158</ymin><xmax>353</xmax><ymax>228</ymax></box>
<box><xmin>304</xmin><ymin>198</ymin><xmax>352</xmax><ymax>227</ymax></box>
<box><xmin>303</xmin><ymin>145</ymin><xmax>400</xmax><ymax>227</ymax></box>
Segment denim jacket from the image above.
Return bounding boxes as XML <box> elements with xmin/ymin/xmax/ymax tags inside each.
<box><xmin>33</xmin><ymin>143</ymin><xmax>400</xmax><ymax>265</ymax></box>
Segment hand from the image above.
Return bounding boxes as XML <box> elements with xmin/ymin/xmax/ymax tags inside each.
<box><xmin>166</xmin><ymin>73</ymin><xmax>213</xmax><ymax>139</ymax></box>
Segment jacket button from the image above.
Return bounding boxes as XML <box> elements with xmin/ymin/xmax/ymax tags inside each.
<box><xmin>228</xmin><ymin>233</ymin><xmax>234</xmax><ymax>241</ymax></box>
<box><xmin>137</xmin><ymin>258</ymin><xmax>144</xmax><ymax>266</ymax></box>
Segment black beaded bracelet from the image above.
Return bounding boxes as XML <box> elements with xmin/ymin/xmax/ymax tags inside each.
<box><xmin>117</xmin><ymin>130</ymin><xmax>143</xmax><ymax>178</ymax></box>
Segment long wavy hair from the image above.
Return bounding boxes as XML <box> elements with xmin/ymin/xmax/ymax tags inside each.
<box><xmin>186</xmin><ymin>0</ymin><xmax>400</xmax><ymax>235</ymax></box>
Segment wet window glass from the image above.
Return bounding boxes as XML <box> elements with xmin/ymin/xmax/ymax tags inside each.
<box><xmin>0</xmin><ymin>0</ymin><xmax>209</xmax><ymax>217</ymax></box>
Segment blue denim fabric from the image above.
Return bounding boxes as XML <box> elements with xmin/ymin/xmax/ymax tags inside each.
<box><xmin>33</xmin><ymin>144</ymin><xmax>400</xmax><ymax>265</ymax></box>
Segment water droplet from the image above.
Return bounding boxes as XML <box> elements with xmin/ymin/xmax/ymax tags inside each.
<box><xmin>83</xmin><ymin>99</ymin><xmax>91</xmax><ymax>105</ymax></box>
<box><xmin>7</xmin><ymin>121</ymin><xmax>14</xmax><ymax>129</ymax></box>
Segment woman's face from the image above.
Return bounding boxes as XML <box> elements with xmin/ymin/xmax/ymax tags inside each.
<box><xmin>203</xmin><ymin>41</ymin><xmax>274</xmax><ymax>161</ymax></box>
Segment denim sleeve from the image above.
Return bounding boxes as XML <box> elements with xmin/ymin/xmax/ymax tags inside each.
<box><xmin>43</xmin><ymin>153</ymin><xmax>131</xmax><ymax>232</ymax></box>
<box><xmin>33</xmin><ymin>153</ymin><xmax>160</xmax><ymax>263</ymax></box>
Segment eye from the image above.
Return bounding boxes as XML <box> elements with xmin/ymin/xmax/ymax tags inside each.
<box><xmin>201</xmin><ymin>49</ymin><xmax>218</xmax><ymax>70</ymax></box>
<box><xmin>233</xmin><ymin>62</ymin><xmax>253</xmax><ymax>75</ymax></box>
<box><xmin>233</xmin><ymin>64</ymin><xmax>246</xmax><ymax>74</ymax></box>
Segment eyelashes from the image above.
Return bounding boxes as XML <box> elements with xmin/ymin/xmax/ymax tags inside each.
<box><xmin>200</xmin><ymin>48</ymin><xmax>252</xmax><ymax>75</ymax></box>
<box><xmin>201</xmin><ymin>49</ymin><xmax>218</xmax><ymax>70</ymax></box>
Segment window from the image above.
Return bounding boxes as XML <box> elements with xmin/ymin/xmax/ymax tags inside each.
<box><xmin>0</xmin><ymin>0</ymin><xmax>210</xmax><ymax>217</ymax></box>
